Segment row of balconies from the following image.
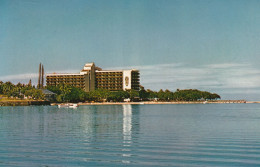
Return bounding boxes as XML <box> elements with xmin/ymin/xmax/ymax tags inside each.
<box><xmin>96</xmin><ymin>81</ymin><xmax>122</xmax><ymax>82</ymax></box>
<box><xmin>96</xmin><ymin>85</ymin><xmax>123</xmax><ymax>87</ymax></box>
<box><xmin>47</xmin><ymin>77</ymin><xmax>84</xmax><ymax>79</ymax></box>
<box><xmin>46</xmin><ymin>79</ymin><xmax>83</xmax><ymax>82</ymax></box>
<box><xmin>96</xmin><ymin>82</ymin><xmax>122</xmax><ymax>86</ymax></box>
<box><xmin>95</xmin><ymin>76</ymin><xmax>123</xmax><ymax>79</ymax></box>
<box><xmin>47</xmin><ymin>80</ymin><xmax>84</xmax><ymax>82</ymax></box>
<box><xmin>47</xmin><ymin>76</ymin><xmax>84</xmax><ymax>79</ymax></box>
<box><xmin>96</xmin><ymin>80</ymin><xmax>122</xmax><ymax>82</ymax></box>
<box><xmin>96</xmin><ymin>86</ymin><xmax>122</xmax><ymax>89</ymax></box>
<box><xmin>131</xmin><ymin>84</ymin><xmax>140</xmax><ymax>86</ymax></box>
<box><xmin>47</xmin><ymin>81</ymin><xmax>84</xmax><ymax>83</ymax></box>
<box><xmin>97</xmin><ymin>83</ymin><xmax>122</xmax><ymax>85</ymax></box>
<box><xmin>47</xmin><ymin>82</ymin><xmax>84</xmax><ymax>85</ymax></box>
<box><xmin>46</xmin><ymin>84</ymin><xmax>84</xmax><ymax>88</ymax></box>
<box><xmin>96</xmin><ymin>72</ymin><xmax>122</xmax><ymax>75</ymax></box>
<box><xmin>96</xmin><ymin>77</ymin><xmax>123</xmax><ymax>80</ymax></box>
<box><xmin>95</xmin><ymin>76</ymin><xmax>122</xmax><ymax>78</ymax></box>
<box><xmin>47</xmin><ymin>83</ymin><xmax>84</xmax><ymax>85</ymax></box>
<box><xmin>96</xmin><ymin>74</ymin><xmax>122</xmax><ymax>76</ymax></box>
<box><xmin>47</xmin><ymin>79</ymin><xmax>84</xmax><ymax>81</ymax></box>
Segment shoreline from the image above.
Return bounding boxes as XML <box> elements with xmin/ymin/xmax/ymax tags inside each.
<box><xmin>74</xmin><ymin>100</ymin><xmax>250</xmax><ymax>106</ymax></box>
<box><xmin>3</xmin><ymin>100</ymin><xmax>260</xmax><ymax>107</ymax></box>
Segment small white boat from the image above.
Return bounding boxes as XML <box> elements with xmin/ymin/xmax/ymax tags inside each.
<box><xmin>58</xmin><ymin>103</ymin><xmax>78</xmax><ymax>108</ymax></box>
<box><xmin>69</xmin><ymin>104</ymin><xmax>78</xmax><ymax>108</ymax></box>
<box><xmin>203</xmin><ymin>101</ymin><xmax>208</xmax><ymax>104</ymax></box>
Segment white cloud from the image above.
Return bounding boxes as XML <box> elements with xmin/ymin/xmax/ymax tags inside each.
<box><xmin>135</xmin><ymin>63</ymin><xmax>260</xmax><ymax>92</ymax></box>
<box><xmin>0</xmin><ymin>73</ymin><xmax>38</xmax><ymax>81</ymax></box>
<box><xmin>205</xmin><ymin>63</ymin><xmax>249</xmax><ymax>69</ymax></box>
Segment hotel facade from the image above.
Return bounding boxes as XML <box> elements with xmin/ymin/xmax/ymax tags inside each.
<box><xmin>46</xmin><ymin>63</ymin><xmax>140</xmax><ymax>92</ymax></box>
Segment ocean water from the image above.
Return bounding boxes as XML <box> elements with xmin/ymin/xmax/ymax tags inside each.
<box><xmin>1</xmin><ymin>104</ymin><xmax>260</xmax><ymax>167</ymax></box>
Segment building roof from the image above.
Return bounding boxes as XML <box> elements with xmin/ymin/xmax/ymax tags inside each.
<box><xmin>84</xmin><ymin>62</ymin><xmax>94</xmax><ymax>66</ymax></box>
<box><xmin>46</xmin><ymin>62</ymin><xmax>139</xmax><ymax>76</ymax></box>
<box><xmin>95</xmin><ymin>70</ymin><xmax>123</xmax><ymax>72</ymax></box>
<box><xmin>41</xmin><ymin>89</ymin><xmax>56</xmax><ymax>95</ymax></box>
<box><xmin>46</xmin><ymin>73</ymin><xmax>83</xmax><ymax>76</ymax></box>
<box><xmin>95</xmin><ymin>69</ymin><xmax>139</xmax><ymax>72</ymax></box>
<box><xmin>83</xmin><ymin>62</ymin><xmax>94</xmax><ymax>70</ymax></box>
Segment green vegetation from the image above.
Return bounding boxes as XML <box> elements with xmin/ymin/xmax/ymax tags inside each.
<box><xmin>47</xmin><ymin>85</ymin><xmax>130</xmax><ymax>102</ymax></box>
<box><xmin>144</xmin><ymin>88</ymin><xmax>221</xmax><ymax>101</ymax></box>
<box><xmin>0</xmin><ymin>81</ymin><xmax>221</xmax><ymax>103</ymax></box>
<box><xmin>47</xmin><ymin>84</ymin><xmax>87</xmax><ymax>103</ymax></box>
<box><xmin>47</xmin><ymin>84</ymin><xmax>220</xmax><ymax>103</ymax></box>
<box><xmin>0</xmin><ymin>81</ymin><xmax>44</xmax><ymax>100</ymax></box>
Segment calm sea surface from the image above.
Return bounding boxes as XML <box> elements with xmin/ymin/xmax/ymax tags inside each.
<box><xmin>1</xmin><ymin>104</ymin><xmax>260</xmax><ymax>166</ymax></box>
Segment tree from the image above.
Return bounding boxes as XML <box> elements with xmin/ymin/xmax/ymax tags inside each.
<box><xmin>32</xmin><ymin>89</ymin><xmax>44</xmax><ymax>99</ymax></box>
<box><xmin>59</xmin><ymin>84</ymin><xmax>72</xmax><ymax>102</ymax></box>
<box><xmin>0</xmin><ymin>81</ymin><xmax>3</xmax><ymax>94</ymax></box>
<box><xmin>107</xmin><ymin>91</ymin><xmax>129</xmax><ymax>102</ymax></box>
<box><xmin>147</xmin><ymin>89</ymin><xmax>157</xmax><ymax>99</ymax></box>
<box><xmin>46</xmin><ymin>85</ymin><xmax>61</xmax><ymax>94</ymax></box>
<box><xmin>2</xmin><ymin>82</ymin><xmax>14</xmax><ymax>96</ymax></box>
<box><xmin>28</xmin><ymin>79</ymin><xmax>32</xmax><ymax>87</ymax></box>
<box><xmin>129</xmin><ymin>89</ymin><xmax>139</xmax><ymax>101</ymax></box>
<box><xmin>68</xmin><ymin>87</ymin><xmax>88</xmax><ymax>102</ymax></box>
<box><xmin>139</xmin><ymin>89</ymin><xmax>149</xmax><ymax>100</ymax></box>
<box><xmin>164</xmin><ymin>89</ymin><xmax>173</xmax><ymax>101</ymax></box>
<box><xmin>158</xmin><ymin>89</ymin><xmax>165</xmax><ymax>101</ymax></box>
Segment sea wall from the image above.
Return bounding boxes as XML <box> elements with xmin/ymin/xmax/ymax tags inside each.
<box><xmin>0</xmin><ymin>101</ymin><xmax>50</xmax><ymax>106</ymax></box>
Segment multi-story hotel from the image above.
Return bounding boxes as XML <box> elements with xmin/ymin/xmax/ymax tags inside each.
<box><xmin>46</xmin><ymin>63</ymin><xmax>140</xmax><ymax>92</ymax></box>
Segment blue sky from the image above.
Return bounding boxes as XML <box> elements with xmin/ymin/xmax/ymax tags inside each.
<box><xmin>1</xmin><ymin>0</ymin><xmax>260</xmax><ymax>100</ymax></box>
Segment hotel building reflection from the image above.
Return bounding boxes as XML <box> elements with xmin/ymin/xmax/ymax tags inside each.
<box><xmin>32</xmin><ymin>105</ymin><xmax>140</xmax><ymax>164</ymax></box>
<box><xmin>36</xmin><ymin>105</ymin><xmax>139</xmax><ymax>144</ymax></box>
<box><xmin>122</xmin><ymin>104</ymin><xmax>132</xmax><ymax>144</ymax></box>
<box><xmin>121</xmin><ymin>104</ymin><xmax>142</xmax><ymax>164</ymax></box>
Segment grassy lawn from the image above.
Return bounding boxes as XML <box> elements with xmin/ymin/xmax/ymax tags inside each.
<box><xmin>0</xmin><ymin>94</ymin><xmax>42</xmax><ymax>102</ymax></box>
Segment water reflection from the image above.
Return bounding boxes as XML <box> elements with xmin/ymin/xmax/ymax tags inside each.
<box><xmin>0</xmin><ymin>105</ymin><xmax>142</xmax><ymax>166</ymax></box>
<box><xmin>123</xmin><ymin>104</ymin><xmax>132</xmax><ymax>142</ymax></box>
<box><xmin>122</xmin><ymin>105</ymin><xmax>133</xmax><ymax>163</ymax></box>
<box><xmin>4</xmin><ymin>105</ymin><xmax>260</xmax><ymax>166</ymax></box>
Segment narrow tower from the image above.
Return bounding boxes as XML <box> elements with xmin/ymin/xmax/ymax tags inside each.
<box><xmin>41</xmin><ymin>64</ymin><xmax>44</xmax><ymax>88</ymax></box>
<box><xmin>38</xmin><ymin>63</ymin><xmax>42</xmax><ymax>89</ymax></box>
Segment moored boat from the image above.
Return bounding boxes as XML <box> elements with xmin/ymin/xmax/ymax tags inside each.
<box><xmin>58</xmin><ymin>103</ymin><xmax>78</xmax><ymax>108</ymax></box>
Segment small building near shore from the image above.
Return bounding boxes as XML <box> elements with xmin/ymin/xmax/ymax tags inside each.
<box><xmin>41</xmin><ymin>89</ymin><xmax>56</xmax><ymax>101</ymax></box>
